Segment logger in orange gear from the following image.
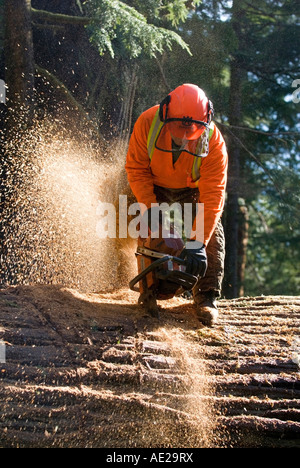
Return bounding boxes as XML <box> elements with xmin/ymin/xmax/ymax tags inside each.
<box><xmin>125</xmin><ymin>84</ymin><xmax>228</xmax><ymax>326</ymax></box>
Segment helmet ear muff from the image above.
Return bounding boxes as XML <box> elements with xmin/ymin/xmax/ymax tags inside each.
<box><xmin>159</xmin><ymin>95</ymin><xmax>171</xmax><ymax>122</ymax></box>
<box><xmin>207</xmin><ymin>100</ymin><xmax>214</xmax><ymax>124</ymax></box>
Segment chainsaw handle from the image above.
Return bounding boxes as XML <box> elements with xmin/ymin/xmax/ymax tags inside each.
<box><xmin>129</xmin><ymin>255</ymin><xmax>195</xmax><ymax>293</ymax></box>
<box><xmin>129</xmin><ymin>256</ymin><xmax>173</xmax><ymax>292</ymax></box>
<box><xmin>171</xmin><ymin>256</ymin><xmax>186</xmax><ymax>266</ymax></box>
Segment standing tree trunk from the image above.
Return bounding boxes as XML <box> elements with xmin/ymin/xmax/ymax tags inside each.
<box><xmin>4</xmin><ymin>0</ymin><xmax>35</xmax><ymax>127</ymax></box>
<box><xmin>223</xmin><ymin>0</ymin><xmax>245</xmax><ymax>298</ymax></box>
<box><xmin>238</xmin><ymin>203</ymin><xmax>249</xmax><ymax>297</ymax></box>
<box><xmin>1</xmin><ymin>0</ymin><xmax>35</xmax><ymax>283</ymax></box>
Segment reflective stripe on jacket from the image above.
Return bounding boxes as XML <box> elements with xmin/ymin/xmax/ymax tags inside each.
<box><xmin>125</xmin><ymin>105</ymin><xmax>228</xmax><ymax>245</ymax></box>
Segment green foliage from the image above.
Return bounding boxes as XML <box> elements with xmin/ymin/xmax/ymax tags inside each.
<box><xmin>160</xmin><ymin>0</ymin><xmax>202</xmax><ymax>27</ymax></box>
<box><xmin>121</xmin><ymin>0</ymin><xmax>202</xmax><ymax>27</ymax></box>
<box><xmin>246</xmin><ymin>192</ymin><xmax>300</xmax><ymax>296</ymax></box>
<box><xmin>86</xmin><ymin>0</ymin><xmax>193</xmax><ymax>58</ymax></box>
<box><xmin>243</xmin><ymin>143</ymin><xmax>300</xmax><ymax>296</ymax></box>
<box><xmin>156</xmin><ymin>0</ymin><xmax>300</xmax><ymax>295</ymax></box>
<box><xmin>150</xmin><ymin>3</ymin><xmax>232</xmax><ymax>112</ymax></box>
<box><xmin>234</xmin><ymin>1</ymin><xmax>300</xmax><ymax>295</ymax></box>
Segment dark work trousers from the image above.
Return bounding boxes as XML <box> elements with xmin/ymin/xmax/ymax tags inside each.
<box><xmin>153</xmin><ymin>185</ymin><xmax>225</xmax><ymax>298</ymax></box>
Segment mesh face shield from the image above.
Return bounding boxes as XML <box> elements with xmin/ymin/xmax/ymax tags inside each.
<box><xmin>154</xmin><ymin>118</ymin><xmax>211</xmax><ymax>158</ymax></box>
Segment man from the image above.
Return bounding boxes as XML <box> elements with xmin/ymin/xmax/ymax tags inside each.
<box><xmin>125</xmin><ymin>84</ymin><xmax>228</xmax><ymax>326</ymax></box>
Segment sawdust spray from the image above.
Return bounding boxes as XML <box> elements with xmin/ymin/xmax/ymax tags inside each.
<box><xmin>155</xmin><ymin>327</ymin><xmax>219</xmax><ymax>448</ymax></box>
<box><xmin>0</xmin><ymin>113</ymin><xmax>219</xmax><ymax>448</ymax></box>
<box><xmin>0</xmin><ymin>115</ymin><xmax>136</xmax><ymax>291</ymax></box>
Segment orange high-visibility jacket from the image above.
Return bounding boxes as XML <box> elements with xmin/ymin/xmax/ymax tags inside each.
<box><xmin>125</xmin><ymin>105</ymin><xmax>228</xmax><ymax>245</ymax></box>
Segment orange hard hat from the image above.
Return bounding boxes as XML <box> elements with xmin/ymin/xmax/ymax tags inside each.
<box><xmin>159</xmin><ymin>84</ymin><xmax>213</xmax><ymax>141</ymax></box>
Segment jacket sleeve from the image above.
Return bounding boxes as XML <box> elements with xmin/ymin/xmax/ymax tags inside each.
<box><xmin>125</xmin><ymin>110</ymin><xmax>158</xmax><ymax>212</ymax></box>
<box><xmin>194</xmin><ymin>124</ymin><xmax>228</xmax><ymax>246</ymax></box>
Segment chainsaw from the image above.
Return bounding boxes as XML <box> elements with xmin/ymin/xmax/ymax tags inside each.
<box><xmin>129</xmin><ymin>232</ymin><xmax>198</xmax><ymax>318</ymax></box>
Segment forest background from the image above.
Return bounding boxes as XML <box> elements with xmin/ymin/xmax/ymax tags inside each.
<box><xmin>0</xmin><ymin>0</ymin><xmax>299</xmax><ymax>299</ymax></box>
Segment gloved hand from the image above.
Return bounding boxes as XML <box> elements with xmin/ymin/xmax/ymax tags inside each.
<box><xmin>180</xmin><ymin>241</ymin><xmax>208</xmax><ymax>278</ymax></box>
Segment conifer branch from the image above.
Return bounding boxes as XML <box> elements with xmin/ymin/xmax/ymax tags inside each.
<box><xmin>31</xmin><ymin>7</ymin><xmax>92</xmax><ymax>26</ymax></box>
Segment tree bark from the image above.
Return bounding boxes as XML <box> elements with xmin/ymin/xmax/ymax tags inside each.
<box><xmin>4</xmin><ymin>0</ymin><xmax>35</xmax><ymax>126</ymax></box>
<box><xmin>238</xmin><ymin>203</ymin><xmax>249</xmax><ymax>297</ymax></box>
<box><xmin>1</xmin><ymin>0</ymin><xmax>35</xmax><ymax>282</ymax></box>
<box><xmin>223</xmin><ymin>0</ymin><xmax>245</xmax><ymax>299</ymax></box>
